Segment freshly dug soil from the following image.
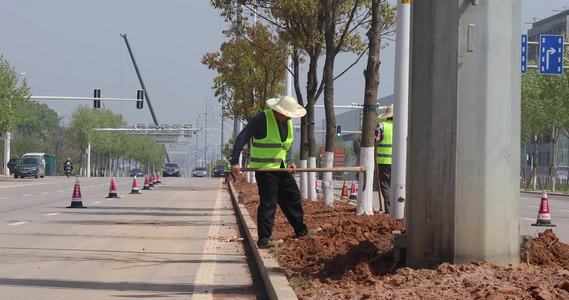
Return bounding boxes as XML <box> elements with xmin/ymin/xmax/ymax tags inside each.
<box><xmin>232</xmin><ymin>176</ymin><xmax>569</xmax><ymax>299</ymax></box>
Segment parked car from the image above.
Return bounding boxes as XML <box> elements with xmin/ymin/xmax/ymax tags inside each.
<box><xmin>129</xmin><ymin>168</ymin><xmax>144</xmax><ymax>177</ymax></box>
<box><xmin>212</xmin><ymin>164</ymin><xmax>225</xmax><ymax>177</ymax></box>
<box><xmin>13</xmin><ymin>157</ymin><xmax>45</xmax><ymax>179</ymax></box>
<box><xmin>192</xmin><ymin>167</ymin><xmax>207</xmax><ymax>177</ymax></box>
<box><xmin>162</xmin><ymin>163</ymin><xmax>180</xmax><ymax>177</ymax></box>
<box><xmin>7</xmin><ymin>156</ymin><xmax>19</xmax><ymax>173</ymax></box>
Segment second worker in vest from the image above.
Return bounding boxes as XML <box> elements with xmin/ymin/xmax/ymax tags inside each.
<box><xmin>375</xmin><ymin>105</ymin><xmax>393</xmax><ymax>214</ymax></box>
<box><xmin>230</xmin><ymin>96</ymin><xmax>319</xmax><ymax>249</ymax></box>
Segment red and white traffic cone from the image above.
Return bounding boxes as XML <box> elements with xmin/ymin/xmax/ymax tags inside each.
<box><xmin>130</xmin><ymin>176</ymin><xmax>141</xmax><ymax>194</ymax></box>
<box><xmin>148</xmin><ymin>174</ymin><xmax>155</xmax><ymax>188</ymax></box>
<box><xmin>532</xmin><ymin>190</ymin><xmax>556</xmax><ymax>227</ymax></box>
<box><xmin>156</xmin><ymin>173</ymin><xmax>162</xmax><ymax>184</ymax></box>
<box><xmin>315</xmin><ymin>179</ymin><xmax>320</xmax><ymax>193</ymax></box>
<box><xmin>341</xmin><ymin>180</ymin><xmax>349</xmax><ymax>201</ymax></box>
<box><xmin>67</xmin><ymin>179</ymin><xmax>86</xmax><ymax>208</ymax></box>
<box><xmin>349</xmin><ymin>180</ymin><xmax>357</xmax><ymax>200</ymax></box>
<box><xmin>152</xmin><ymin>173</ymin><xmax>157</xmax><ymax>185</ymax></box>
<box><xmin>143</xmin><ymin>175</ymin><xmax>152</xmax><ymax>190</ymax></box>
<box><xmin>106</xmin><ymin>177</ymin><xmax>120</xmax><ymax>198</ymax></box>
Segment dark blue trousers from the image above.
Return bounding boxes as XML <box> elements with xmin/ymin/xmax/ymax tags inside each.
<box><xmin>255</xmin><ymin>171</ymin><xmax>307</xmax><ymax>244</ymax></box>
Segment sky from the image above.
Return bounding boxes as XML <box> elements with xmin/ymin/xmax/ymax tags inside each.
<box><xmin>0</xmin><ymin>0</ymin><xmax>566</xmax><ymax>137</ymax></box>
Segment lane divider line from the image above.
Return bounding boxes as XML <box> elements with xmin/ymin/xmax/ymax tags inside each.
<box><xmin>191</xmin><ymin>184</ymin><xmax>223</xmax><ymax>300</ymax></box>
<box><xmin>9</xmin><ymin>222</ymin><xmax>28</xmax><ymax>226</ymax></box>
<box><xmin>46</xmin><ymin>213</ymin><xmax>60</xmax><ymax>216</ymax></box>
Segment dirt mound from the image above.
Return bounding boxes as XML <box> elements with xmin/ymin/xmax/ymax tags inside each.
<box><xmin>232</xmin><ymin>178</ymin><xmax>569</xmax><ymax>299</ymax></box>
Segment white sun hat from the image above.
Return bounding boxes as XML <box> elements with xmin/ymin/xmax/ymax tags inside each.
<box><xmin>266</xmin><ymin>96</ymin><xmax>307</xmax><ymax>118</ymax></box>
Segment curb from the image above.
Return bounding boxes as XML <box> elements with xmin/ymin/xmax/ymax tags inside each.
<box><xmin>228</xmin><ymin>181</ymin><xmax>298</xmax><ymax>300</ymax></box>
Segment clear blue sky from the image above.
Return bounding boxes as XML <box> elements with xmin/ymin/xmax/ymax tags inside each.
<box><xmin>0</xmin><ymin>0</ymin><xmax>565</xmax><ymax>130</ymax></box>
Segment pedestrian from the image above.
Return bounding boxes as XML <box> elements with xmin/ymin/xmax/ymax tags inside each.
<box><xmin>224</xmin><ymin>156</ymin><xmax>235</xmax><ymax>183</ymax></box>
<box><xmin>230</xmin><ymin>96</ymin><xmax>319</xmax><ymax>249</ymax></box>
<box><xmin>375</xmin><ymin>104</ymin><xmax>393</xmax><ymax>214</ymax></box>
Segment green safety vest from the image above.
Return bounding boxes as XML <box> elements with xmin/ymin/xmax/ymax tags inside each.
<box><xmin>249</xmin><ymin>109</ymin><xmax>293</xmax><ymax>168</ymax></box>
<box><xmin>377</xmin><ymin>120</ymin><xmax>393</xmax><ymax>165</ymax></box>
<box><xmin>224</xmin><ymin>161</ymin><xmax>230</xmax><ymax>172</ymax></box>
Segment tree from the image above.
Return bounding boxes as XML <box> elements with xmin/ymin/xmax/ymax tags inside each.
<box><xmin>0</xmin><ymin>55</ymin><xmax>32</xmax><ymax>137</ymax></box>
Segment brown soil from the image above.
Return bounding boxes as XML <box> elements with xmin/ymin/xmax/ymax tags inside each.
<box><xmin>232</xmin><ymin>176</ymin><xmax>569</xmax><ymax>299</ymax></box>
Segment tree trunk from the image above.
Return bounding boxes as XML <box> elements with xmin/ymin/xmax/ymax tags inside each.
<box><xmin>356</xmin><ymin>0</ymin><xmax>382</xmax><ymax>215</ymax></box>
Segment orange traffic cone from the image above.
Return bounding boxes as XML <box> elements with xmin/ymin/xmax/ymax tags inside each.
<box><xmin>349</xmin><ymin>180</ymin><xmax>357</xmax><ymax>200</ymax></box>
<box><xmin>143</xmin><ymin>175</ymin><xmax>152</xmax><ymax>190</ymax></box>
<box><xmin>67</xmin><ymin>179</ymin><xmax>86</xmax><ymax>208</ymax></box>
<box><xmin>148</xmin><ymin>174</ymin><xmax>155</xmax><ymax>188</ymax></box>
<box><xmin>341</xmin><ymin>180</ymin><xmax>349</xmax><ymax>200</ymax></box>
<box><xmin>106</xmin><ymin>177</ymin><xmax>121</xmax><ymax>198</ymax></box>
<box><xmin>532</xmin><ymin>190</ymin><xmax>556</xmax><ymax>227</ymax></box>
<box><xmin>130</xmin><ymin>176</ymin><xmax>141</xmax><ymax>194</ymax></box>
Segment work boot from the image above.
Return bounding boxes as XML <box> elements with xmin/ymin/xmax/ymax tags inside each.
<box><xmin>257</xmin><ymin>238</ymin><xmax>283</xmax><ymax>249</ymax></box>
<box><xmin>295</xmin><ymin>227</ymin><xmax>322</xmax><ymax>238</ymax></box>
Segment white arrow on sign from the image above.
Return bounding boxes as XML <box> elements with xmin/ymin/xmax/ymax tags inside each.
<box><xmin>546</xmin><ymin>47</ymin><xmax>557</xmax><ymax>70</ymax></box>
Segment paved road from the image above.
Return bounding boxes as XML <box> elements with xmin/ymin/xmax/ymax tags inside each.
<box><xmin>0</xmin><ymin>176</ymin><xmax>266</xmax><ymax>299</ymax></box>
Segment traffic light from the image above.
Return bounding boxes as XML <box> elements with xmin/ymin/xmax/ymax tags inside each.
<box><xmin>136</xmin><ymin>89</ymin><xmax>144</xmax><ymax>109</ymax></box>
<box><xmin>93</xmin><ymin>88</ymin><xmax>101</xmax><ymax>108</ymax></box>
<box><xmin>336</xmin><ymin>124</ymin><xmax>342</xmax><ymax>138</ymax></box>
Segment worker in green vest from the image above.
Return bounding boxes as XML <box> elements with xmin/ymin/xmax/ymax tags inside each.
<box><xmin>230</xmin><ymin>96</ymin><xmax>319</xmax><ymax>249</ymax></box>
<box><xmin>224</xmin><ymin>157</ymin><xmax>235</xmax><ymax>183</ymax></box>
<box><xmin>375</xmin><ymin>105</ymin><xmax>393</xmax><ymax>214</ymax></box>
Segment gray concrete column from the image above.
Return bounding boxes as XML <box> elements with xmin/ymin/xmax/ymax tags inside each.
<box><xmin>406</xmin><ymin>0</ymin><xmax>521</xmax><ymax>268</ymax></box>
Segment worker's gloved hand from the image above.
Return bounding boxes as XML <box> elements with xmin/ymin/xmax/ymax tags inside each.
<box><xmin>231</xmin><ymin>165</ymin><xmax>240</xmax><ymax>174</ymax></box>
<box><xmin>288</xmin><ymin>163</ymin><xmax>297</xmax><ymax>174</ymax></box>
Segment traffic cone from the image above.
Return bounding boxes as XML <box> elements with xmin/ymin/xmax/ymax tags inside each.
<box><xmin>106</xmin><ymin>177</ymin><xmax>121</xmax><ymax>198</ymax></box>
<box><xmin>152</xmin><ymin>173</ymin><xmax>157</xmax><ymax>185</ymax></box>
<box><xmin>156</xmin><ymin>173</ymin><xmax>162</xmax><ymax>184</ymax></box>
<box><xmin>143</xmin><ymin>175</ymin><xmax>152</xmax><ymax>190</ymax></box>
<box><xmin>341</xmin><ymin>180</ymin><xmax>349</xmax><ymax>200</ymax></box>
<box><xmin>67</xmin><ymin>179</ymin><xmax>86</xmax><ymax>208</ymax></box>
<box><xmin>148</xmin><ymin>174</ymin><xmax>154</xmax><ymax>188</ymax></box>
<box><xmin>532</xmin><ymin>190</ymin><xmax>556</xmax><ymax>227</ymax></box>
<box><xmin>315</xmin><ymin>179</ymin><xmax>320</xmax><ymax>193</ymax></box>
<box><xmin>349</xmin><ymin>180</ymin><xmax>357</xmax><ymax>200</ymax></box>
<box><xmin>130</xmin><ymin>176</ymin><xmax>141</xmax><ymax>194</ymax></box>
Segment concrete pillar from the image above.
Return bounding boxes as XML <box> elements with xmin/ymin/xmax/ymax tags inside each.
<box><xmin>406</xmin><ymin>0</ymin><xmax>521</xmax><ymax>268</ymax></box>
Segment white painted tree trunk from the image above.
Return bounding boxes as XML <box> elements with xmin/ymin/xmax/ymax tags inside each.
<box><xmin>250</xmin><ymin>171</ymin><xmax>256</xmax><ymax>183</ymax></box>
<box><xmin>300</xmin><ymin>160</ymin><xmax>307</xmax><ymax>199</ymax></box>
<box><xmin>323</xmin><ymin>151</ymin><xmax>334</xmax><ymax>206</ymax></box>
<box><xmin>356</xmin><ymin>147</ymin><xmax>375</xmax><ymax>215</ymax></box>
<box><xmin>308</xmin><ymin>157</ymin><xmax>317</xmax><ymax>201</ymax></box>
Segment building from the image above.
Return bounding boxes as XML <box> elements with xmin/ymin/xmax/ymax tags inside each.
<box><xmin>527</xmin><ymin>10</ymin><xmax>569</xmax><ymax>62</ymax></box>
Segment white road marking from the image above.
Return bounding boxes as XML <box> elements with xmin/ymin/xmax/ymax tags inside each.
<box><xmin>191</xmin><ymin>185</ymin><xmax>223</xmax><ymax>300</ymax></box>
<box><xmin>9</xmin><ymin>222</ymin><xmax>28</xmax><ymax>226</ymax></box>
<box><xmin>521</xmin><ymin>218</ymin><xmax>534</xmax><ymax>221</ymax></box>
<box><xmin>0</xmin><ymin>197</ymin><xmax>9</xmax><ymax>200</ymax></box>
<box><xmin>57</xmin><ymin>190</ymin><xmax>63</xmax><ymax>193</ymax></box>
<box><xmin>41</xmin><ymin>192</ymin><xmax>49</xmax><ymax>194</ymax></box>
<box><xmin>46</xmin><ymin>213</ymin><xmax>60</xmax><ymax>216</ymax></box>
<box><xmin>92</xmin><ymin>202</ymin><xmax>101</xmax><ymax>204</ymax></box>
<box><xmin>561</xmin><ymin>209</ymin><xmax>569</xmax><ymax>213</ymax></box>
<box><xmin>23</xmin><ymin>194</ymin><xmax>31</xmax><ymax>197</ymax></box>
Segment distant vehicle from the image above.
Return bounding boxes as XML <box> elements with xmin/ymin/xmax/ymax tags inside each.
<box><xmin>13</xmin><ymin>157</ymin><xmax>45</xmax><ymax>179</ymax></box>
<box><xmin>129</xmin><ymin>168</ymin><xmax>144</xmax><ymax>177</ymax></box>
<box><xmin>192</xmin><ymin>167</ymin><xmax>207</xmax><ymax>177</ymax></box>
<box><xmin>7</xmin><ymin>156</ymin><xmax>19</xmax><ymax>173</ymax></box>
<box><xmin>212</xmin><ymin>164</ymin><xmax>225</xmax><ymax>177</ymax></box>
<box><xmin>163</xmin><ymin>163</ymin><xmax>180</xmax><ymax>177</ymax></box>
<box><xmin>22</xmin><ymin>152</ymin><xmax>46</xmax><ymax>168</ymax></box>
<box><xmin>64</xmin><ymin>164</ymin><xmax>74</xmax><ymax>178</ymax></box>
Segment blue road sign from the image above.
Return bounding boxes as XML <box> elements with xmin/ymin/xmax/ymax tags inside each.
<box><xmin>521</xmin><ymin>35</ymin><xmax>527</xmax><ymax>74</ymax></box>
<box><xmin>539</xmin><ymin>35</ymin><xmax>564</xmax><ymax>75</ymax></box>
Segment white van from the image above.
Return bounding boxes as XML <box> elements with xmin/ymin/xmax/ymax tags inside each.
<box><xmin>22</xmin><ymin>153</ymin><xmax>46</xmax><ymax>168</ymax></box>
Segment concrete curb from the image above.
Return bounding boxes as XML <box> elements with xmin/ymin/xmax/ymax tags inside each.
<box><xmin>228</xmin><ymin>181</ymin><xmax>298</xmax><ymax>300</ymax></box>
